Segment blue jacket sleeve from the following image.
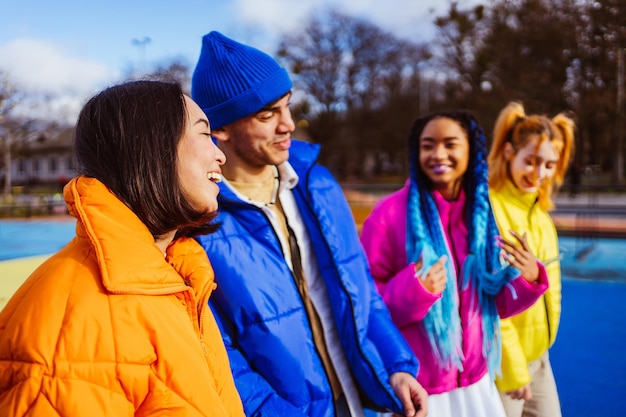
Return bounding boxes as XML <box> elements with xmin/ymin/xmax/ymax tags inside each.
<box><xmin>366</xmin><ymin>272</ymin><xmax>420</xmax><ymax>377</ymax></box>
<box><xmin>209</xmin><ymin>302</ymin><xmax>307</xmax><ymax>417</ymax></box>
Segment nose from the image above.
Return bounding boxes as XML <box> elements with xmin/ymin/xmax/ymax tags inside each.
<box><xmin>536</xmin><ymin>164</ymin><xmax>547</xmax><ymax>180</ymax></box>
<box><xmin>278</xmin><ymin>108</ymin><xmax>296</xmax><ymax>133</ymax></box>
<box><xmin>214</xmin><ymin>143</ymin><xmax>226</xmax><ymax>165</ymax></box>
<box><xmin>433</xmin><ymin>144</ymin><xmax>447</xmax><ymax>159</ymax></box>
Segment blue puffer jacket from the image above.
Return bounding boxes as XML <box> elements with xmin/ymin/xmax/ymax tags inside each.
<box><xmin>196</xmin><ymin>140</ymin><xmax>419</xmax><ymax>417</ymax></box>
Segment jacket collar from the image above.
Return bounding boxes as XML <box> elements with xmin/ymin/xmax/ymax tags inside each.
<box><xmin>501</xmin><ymin>179</ymin><xmax>539</xmax><ymax>210</ymax></box>
<box><xmin>432</xmin><ymin>188</ymin><xmax>466</xmax><ymax>225</ymax></box>
<box><xmin>64</xmin><ymin>176</ymin><xmax>213</xmax><ymax>296</ymax></box>
<box><xmin>285</xmin><ymin>139</ymin><xmax>320</xmax><ymax>174</ymax></box>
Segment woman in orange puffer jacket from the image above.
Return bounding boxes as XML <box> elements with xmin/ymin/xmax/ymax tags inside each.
<box><xmin>0</xmin><ymin>80</ymin><xmax>244</xmax><ymax>416</ymax></box>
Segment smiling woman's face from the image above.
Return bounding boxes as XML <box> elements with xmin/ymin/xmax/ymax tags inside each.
<box><xmin>177</xmin><ymin>95</ymin><xmax>225</xmax><ymax>212</ymax></box>
<box><xmin>419</xmin><ymin>117</ymin><xmax>470</xmax><ymax>200</ymax></box>
<box><xmin>506</xmin><ymin>137</ymin><xmax>558</xmax><ymax>193</ymax></box>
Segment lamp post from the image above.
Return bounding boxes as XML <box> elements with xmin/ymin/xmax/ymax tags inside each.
<box><xmin>131</xmin><ymin>36</ymin><xmax>152</xmax><ymax>74</ymax></box>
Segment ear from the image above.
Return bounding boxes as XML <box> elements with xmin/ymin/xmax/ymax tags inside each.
<box><xmin>211</xmin><ymin>126</ymin><xmax>229</xmax><ymax>142</ymax></box>
<box><xmin>503</xmin><ymin>142</ymin><xmax>514</xmax><ymax>160</ymax></box>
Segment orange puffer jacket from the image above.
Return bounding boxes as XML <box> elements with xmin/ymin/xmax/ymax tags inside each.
<box><xmin>0</xmin><ymin>176</ymin><xmax>244</xmax><ymax>416</ymax></box>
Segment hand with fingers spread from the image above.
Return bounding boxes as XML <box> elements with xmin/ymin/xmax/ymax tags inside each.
<box><xmin>414</xmin><ymin>255</ymin><xmax>448</xmax><ymax>295</ymax></box>
<box><xmin>496</xmin><ymin>230</ymin><xmax>540</xmax><ymax>283</ymax></box>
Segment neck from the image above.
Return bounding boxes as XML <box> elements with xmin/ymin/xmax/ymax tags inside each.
<box><xmin>227</xmin><ymin>165</ymin><xmax>280</xmax><ymax>206</ymax></box>
<box><xmin>154</xmin><ymin>230</ymin><xmax>176</xmax><ymax>256</ymax></box>
<box><xmin>436</xmin><ymin>180</ymin><xmax>463</xmax><ymax>200</ymax></box>
<box><xmin>222</xmin><ymin>163</ymin><xmax>276</xmax><ymax>184</ymax></box>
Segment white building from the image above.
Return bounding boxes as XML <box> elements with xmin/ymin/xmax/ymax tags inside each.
<box><xmin>8</xmin><ymin>127</ymin><xmax>76</xmax><ymax>190</ymax></box>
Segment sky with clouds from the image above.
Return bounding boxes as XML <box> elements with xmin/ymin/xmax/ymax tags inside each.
<box><xmin>0</xmin><ymin>0</ymin><xmax>478</xmax><ymax>123</ymax></box>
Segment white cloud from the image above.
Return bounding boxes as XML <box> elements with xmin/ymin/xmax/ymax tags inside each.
<box><xmin>234</xmin><ymin>0</ymin><xmax>318</xmax><ymax>35</ymax></box>
<box><xmin>340</xmin><ymin>1</ymin><xmax>442</xmax><ymax>39</ymax></box>
<box><xmin>0</xmin><ymin>38</ymin><xmax>120</xmax><ymax>123</ymax></box>
<box><xmin>232</xmin><ymin>0</ymin><xmax>456</xmax><ymax>45</ymax></box>
<box><xmin>0</xmin><ymin>38</ymin><xmax>119</xmax><ymax>95</ymax></box>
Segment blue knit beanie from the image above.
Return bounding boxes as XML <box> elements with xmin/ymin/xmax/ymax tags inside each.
<box><xmin>191</xmin><ymin>31</ymin><xmax>293</xmax><ymax>129</ymax></box>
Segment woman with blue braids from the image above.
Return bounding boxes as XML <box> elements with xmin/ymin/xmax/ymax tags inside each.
<box><xmin>360</xmin><ymin>110</ymin><xmax>550</xmax><ymax>417</ymax></box>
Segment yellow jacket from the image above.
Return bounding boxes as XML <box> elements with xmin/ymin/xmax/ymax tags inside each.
<box><xmin>490</xmin><ymin>180</ymin><xmax>562</xmax><ymax>392</ymax></box>
<box><xmin>0</xmin><ymin>176</ymin><xmax>244</xmax><ymax>416</ymax></box>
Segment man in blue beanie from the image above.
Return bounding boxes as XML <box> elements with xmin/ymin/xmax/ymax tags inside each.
<box><xmin>191</xmin><ymin>31</ymin><xmax>428</xmax><ymax>417</ymax></box>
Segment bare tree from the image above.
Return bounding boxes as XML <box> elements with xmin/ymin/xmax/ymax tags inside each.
<box><xmin>122</xmin><ymin>57</ymin><xmax>192</xmax><ymax>94</ymax></box>
<box><xmin>431</xmin><ymin>0</ymin><xmax>626</xmax><ymax>182</ymax></box>
<box><xmin>0</xmin><ymin>72</ymin><xmax>46</xmax><ymax>197</ymax></box>
<box><xmin>434</xmin><ymin>2</ymin><xmax>488</xmax><ymax>102</ymax></box>
<box><xmin>277</xmin><ymin>8</ymin><xmax>431</xmax><ymax>178</ymax></box>
<box><xmin>147</xmin><ymin>58</ymin><xmax>192</xmax><ymax>94</ymax></box>
<box><xmin>0</xmin><ymin>73</ymin><xmax>20</xmax><ymax>196</ymax></box>
<box><xmin>572</xmin><ymin>0</ymin><xmax>626</xmax><ymax>181</ymax></box>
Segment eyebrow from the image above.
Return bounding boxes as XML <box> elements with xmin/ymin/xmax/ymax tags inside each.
<box><xmin>421</xmin><ymin>136</ymin><xmax>462</xmax><ymax>142</ymax></box>
<box><xmin>194</xmin><ymin>118</ymin><xmax>210</xmax><ymax>128</ymax></box>
<box><xmin>526</xmin><ymin>154</ymin><xmax>557</xmax><ymax>163</ymax></box>
<box><xmin>257</xmin><ymin>104</ymin><xmax>278</xmax><ymax>113</ymax></box>
<box><xmin>258</xmin><ymin>92</ymin><xmax>293</xmax><ymax>113</ymax></box>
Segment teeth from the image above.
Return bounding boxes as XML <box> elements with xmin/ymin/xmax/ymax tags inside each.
<box><xmin>206</xmin><ymin>172</ymin><xmax>222</xmax><ymax>182</ymax></box>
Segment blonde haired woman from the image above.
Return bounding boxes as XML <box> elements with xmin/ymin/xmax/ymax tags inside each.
<box><xmin>488</xmin><ymin>101</ymin><xmax>575</xmax><ymax>417</ymax></box>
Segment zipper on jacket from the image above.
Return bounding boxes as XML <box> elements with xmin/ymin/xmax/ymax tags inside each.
<box><xmin>295</xmin><ymin>172</ymin><xmax>401</xmax><ymax>410</ymax></box>
<box><xmin>197</xmin><ymin>289</ymin><xmax>209</xmax><ymax>357</ymax></box>
<box><xmin>543</xmin><ymin>295</ymin><xmax>552</xmax><ymax>343</ymax></box>
<box><xmin>183</xmin><ymin>289</ymin><xmax>209</xmax><ymax>357</ymax></box>
<box><xmin>447</xmin><ymin>218</ymin><xmax>463</xmax><ymax>390</ymax></box>
<box><xmin>529</xmin><ymin>197</ymin><xmax>553</xmax><ymax>345</ymax></box>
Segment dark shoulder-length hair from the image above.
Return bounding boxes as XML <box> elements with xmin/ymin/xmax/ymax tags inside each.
<box><xmin>74</xmin><ymin>79</ymin><xmax>219</xmax><ymax>239</ymax></box>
